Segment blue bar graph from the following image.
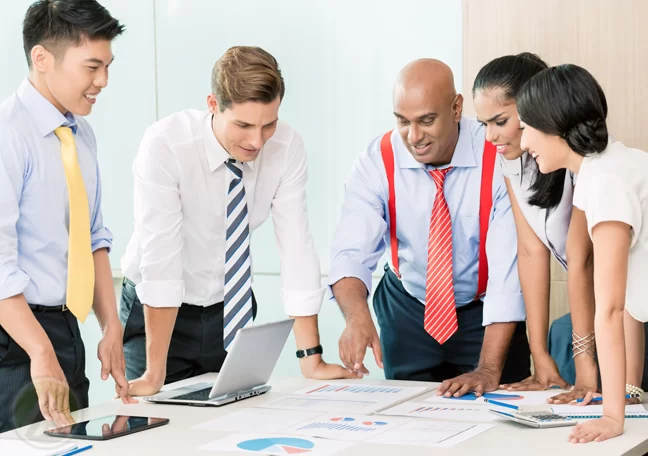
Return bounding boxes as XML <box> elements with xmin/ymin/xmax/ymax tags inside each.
<box><xmin>297</xmin><ymin>422</ymin><xmax>377</xmax><ymax>432</ymax></box>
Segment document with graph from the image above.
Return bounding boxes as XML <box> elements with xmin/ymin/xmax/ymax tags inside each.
<box><xmin>283</xmin><ymin>414</ymin><xmax>409</xmax><ymax>442</ymax></box>
<box><xmin>258</xmin><ymin>382</ymin><xmax>430</xmax><ymax>414</ymax></box>
<box><xmin>378</xmin><ymin>401</ymin><xmax>497</xmax><ymax>422</ymax></box>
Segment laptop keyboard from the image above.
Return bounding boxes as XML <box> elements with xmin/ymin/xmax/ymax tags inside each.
<box><xmin>171</xmin><ymin>387</ymin><xmax>212</xmax><ymax>401</ymax></box>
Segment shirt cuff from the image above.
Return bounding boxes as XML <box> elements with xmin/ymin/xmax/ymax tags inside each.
<box><xmin>135</xmin><ymin>280</ymin><xmax>184</xmax><ymax>308</ymax></box>
<box><xmin>282</xmin><ymin>287</ymin><xmax>325</xmax><ymax>316</ymax></box>
<box><xmin>481</xmin><ymin>292</ymin><xmax>526</xmax><ymax>326</ymax></box>
<box><xmin>326</xmin><ymin>259</ymin><xmax>374</xmax><ymax>301</ymax></box>
<box><xmin>0</xmin><ymin>267</ymin><xmax>30</xmax><ymax>301</ymax></box>
<box><xmin>91</xmin><ymin>227</ymin><xmax>113</xmax><ymax>253</ymax></box>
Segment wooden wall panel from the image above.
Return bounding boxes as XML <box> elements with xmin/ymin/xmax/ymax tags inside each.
<box><xmin>462</xmin><ymin>0</ymin><xmax>648</xmax><ymax>321</ymax></box>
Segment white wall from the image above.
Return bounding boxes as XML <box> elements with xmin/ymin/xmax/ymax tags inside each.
<box><xmin>0</xmin><ymin>0</ymin><xmax>462</xmax><ymax>404</ymax></box>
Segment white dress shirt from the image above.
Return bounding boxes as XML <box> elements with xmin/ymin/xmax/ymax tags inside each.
<box><xmin>121</xmin><ymin>109</ymin><xmax>323</xmax><ymax>315</ymax></box>
<box><xmin>500</xmin><ymin>152</ymin><xmax>574</xmax><ymax>270</ymax></box>
<box><xmin>573</xmin><ymin>140</ymin><xmax>648</xmax><ymax>322</ymax></box>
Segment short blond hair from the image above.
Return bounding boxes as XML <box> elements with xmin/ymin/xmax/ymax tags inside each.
<box><xmin>211</xmin><ymin>46</ymin><xmax>285</xmax><ymax>112</ymax></box>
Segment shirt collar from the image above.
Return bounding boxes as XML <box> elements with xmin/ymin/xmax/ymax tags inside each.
<box><xmin>395</xmin><ymin>117</ymin><xmax>477</xmax><ymax>170</ymax></box>
<box><xmin>16</xmin><ymin>78</ymin><xmax>77</xmax><ymax>137</ymax></box>
<box><xmin>203</xmin><ymin>113</ymin><xmax>256</xmax><ymax>172</ymax></box>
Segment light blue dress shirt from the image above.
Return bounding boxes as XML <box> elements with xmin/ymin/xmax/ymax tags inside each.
<box><xmin>329</xmin><ymin>117</ymin><xmax>525</xmax><ymax>325</ymax></box>
<box><xmin>0</xmin><ymin>79</ymin><xmax>112</xmax><ymax>305</ymax></box>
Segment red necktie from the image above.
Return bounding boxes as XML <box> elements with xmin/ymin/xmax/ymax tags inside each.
<box><xmin>424</xmin><ymin>167</ymin><xmax>458</xmax><ymax>344</ymax></box>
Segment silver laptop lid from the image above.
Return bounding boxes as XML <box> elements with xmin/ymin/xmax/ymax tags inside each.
<box><xmin>209</xmin><ymin>319</ymin><xmax>294</xmax><ymax>399</ymax></box>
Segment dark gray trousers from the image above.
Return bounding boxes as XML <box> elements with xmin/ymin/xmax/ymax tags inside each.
<box><xmin>373</xmin><ymin>265</ymin><xmax>531</xmax><ymax>382</ymax></box>
<box><xmin>119</xmin><ymin>278</ymin><xmax>257</xmax><ymax>384</ymax></box>
<box><xmin>0</xmin><ymin>310</ymin><xmax>89</xmax><ymax>433</ymax></box>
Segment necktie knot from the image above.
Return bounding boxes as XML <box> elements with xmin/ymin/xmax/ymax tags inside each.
<box><xmin>429</xmin><ymin>167</ymin><xmax>452</xmax><ymax>189</ymax></box>
<box><xmin>225</xmin><ymin>158</ymin><xmax>243</xmax><ymax>179</ymax></box>
<box><xmin>54</xmin><ymin>126</ymin><xmax>73</xmax><ymax>142</ymax></box>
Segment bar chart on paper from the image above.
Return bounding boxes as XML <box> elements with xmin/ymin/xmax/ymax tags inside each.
<box><xmin>295</xmin><ymin>383</ymin><xmax>429</xmax><ymax>403</ymax></box>
<box><xmin>285</xmin><ymin>414</ymin><xmax>408</xmax><ymax>442</ymax></box>
<box><xmin>260</xmin><ymin>383</ymin><xmax>429</xmax><ymax>414</ymax></box>
<box><xmin>379</xmin><ymin>401</ymin><xmax>497</xmax><ymax>422</ymax></box>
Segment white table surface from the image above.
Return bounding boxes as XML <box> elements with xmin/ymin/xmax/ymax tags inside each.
<box><xmin>1</xmin><ymin>374</ymin><xmax>647</xmax><ymax>456</ymax></box>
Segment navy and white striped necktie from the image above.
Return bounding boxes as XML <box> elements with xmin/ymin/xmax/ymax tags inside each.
<box><xmin>223</xmin><ymin>158</ymin><xmax>253</xmax><ymax>349</ymax></box>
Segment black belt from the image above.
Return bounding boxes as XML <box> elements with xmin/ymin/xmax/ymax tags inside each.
<box><xmin>29</xmin><ymin>304</ymin><xmax>69</xmax><ymax>313</ymax></box>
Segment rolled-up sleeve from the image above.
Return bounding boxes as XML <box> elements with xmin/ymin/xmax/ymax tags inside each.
<box><xmin>90</xmin><ymin>164</ymin><xmax>113</xmax><ymax>253</ymax></box>
<box><xmin>271</xmin><ymin>132</ymin><xmax>324</xmax><ymax>316</ymax></box>
<box><xmin>328</xmin><ymin>144</ymin><xmax>388</xmax><ymax>297</ymax></box>
<box><xmin>0</xmin><ymin>125</ymin><xmax>30</xmax><ymax>300</ymax></box>
<box><xmin>482</xmin><ymin>167</ymin><xmax>526</xmax><ymax>325</ymax></box>
<box><xmin>132</xmin><ymin>129</ymin><xmax>184</xmax><ymax>308</ymax></box>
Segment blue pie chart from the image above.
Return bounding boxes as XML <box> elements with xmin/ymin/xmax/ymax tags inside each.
<box><xmin>237</xmin><ymin>437</ymin><xmax>315</xmax><ymax>453</ymax></box>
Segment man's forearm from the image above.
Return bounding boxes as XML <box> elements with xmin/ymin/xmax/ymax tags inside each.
<box><xmin>292</xmin><ymin>315</ymin><xmax>321</xmax><ymax>349</ymax></box>
<box><xmin>477</xmin><ymin>322</ymin><xmax>517</xmax><ymax>376</ymax></box>
<box><xmin>92</xmin><ymin>248</ymin><xmax>121</xmax><ymax>331</ymax></box>
<box><xmin>331</xmin><ymin>277</ymin><xmax>370</xmax><ymax>320</ymax></box>
<box><xmin>0</xmin><ymin>293</ymin><xmax>54</xmax><ymax>358</ymax></box>
<box><xmin>143</xmin><ymin>305</ymin><xmax>178</xmax><ymax>377</ymax></box>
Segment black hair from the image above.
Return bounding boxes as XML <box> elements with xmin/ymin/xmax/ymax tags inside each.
<box><xmin>518</xmin><ymin>64</ymin><xmax>608</xmax><ymax>155</ymax></box>
<box><xmin>23</xmin><ymin>0</ymin><xmax>125</xmax><ymax>67</ymax></box>
<box><xmin>472</xmin><ymin>52</ymin><xmax>548</xmax><ymax>100</ymax></box>
<box><xmin>473</xmin><ymin>53</ymin><xmax>570</xmax><ymax>209</ymax></box>
<box><xmin>516</xmin><ymin>65</ymin><xmax>608</xmax><ymax>209</ymax></box>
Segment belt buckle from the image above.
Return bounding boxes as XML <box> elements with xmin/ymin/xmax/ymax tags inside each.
<box><xmin>61</xmin><ymin>303</ymin><xmax>68</xmax><ymax>312</ymax></box>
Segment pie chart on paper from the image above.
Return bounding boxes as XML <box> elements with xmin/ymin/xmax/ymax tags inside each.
<box><xmin>237</xmin><ymin>437</ymin><xmax>315</xmax><ymax>454</ymax></box>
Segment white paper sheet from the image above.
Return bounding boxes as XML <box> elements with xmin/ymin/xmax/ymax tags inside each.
<box><xmin>371</xmin><ymin>421</ymin><xmax>496</xmax><ymax>448</ymax></box>
<box><xmin>283</xmin><ymin>414</ymin><xmax>410</xmax><ymax>442</ymax></box>
<box><xmin>552</xmin><ymin>404</ymin><xmax>648</xmax><ymax>417</ymax></box>
<box><xmin>293</xmin><ymin>383</ymin><xmax>429</xmax><ymax>405</ymax></box>
<box><xmin>260</xmin><ymin>383</ymin><xmax>430</xmax><ymax>414</ymax></box>
<box><xmin>423</xmin><ymin>389</ymin><xmax>567</xmax><ymax>406</ymax></box>
<box><xmin>198</xmin><ymin>433</ymin><xmax>354</xmax><ymax>455</ymax></box>
<box><xmin>0</xmin><ymin>439</ymin><xmax>77</xmax><ymax>456</ymax></box>
<box><xmin>257</xmin><ymin>396</ymin><xmax>383</xmax><ymax>414</ymax></box>
<box><xmin>378</xmin><ymin>401</ymin><xmax>497</xmax><ymax>422</ymax></box>
<box><xmin>192</xmin><ymin>409</ymin><xmax>321</xmax><ymax>433</ymax></box>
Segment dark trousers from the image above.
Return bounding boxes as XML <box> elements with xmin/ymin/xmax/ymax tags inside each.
<box><xmin>120</xmin><ymin>278</ymin><xmax>257</xmax><ymax>384</ymax></box>
<box><xmin>0</xmin><ymin>310</ymin><xmax>89</xmax><ymax>433</ymax></box>
<box><xmin>548</xmin><ymin>312</ymin><xmax>648</xmax><ymax>390</ymax></box>
<box><xmin>373</xmin><ymin>265</ymin><xmax>531</xmax><ymax>382</ymax></box>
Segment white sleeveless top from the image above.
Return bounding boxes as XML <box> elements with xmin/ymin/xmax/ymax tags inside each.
<box><xmin>501</xmin><ymin>152</ymin><xmax>574</xmax><ymax>270</ymax></box>
<box><xmin>573</xmin><ymin>140</ymin><xmax>648</xmax><ymax>322</ymax></box>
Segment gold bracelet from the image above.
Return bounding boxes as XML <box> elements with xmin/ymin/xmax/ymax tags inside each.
<box><xmin>572</xmin><ymin>330</ymin><xmax>596</xmax><ymax>359</ymax></box>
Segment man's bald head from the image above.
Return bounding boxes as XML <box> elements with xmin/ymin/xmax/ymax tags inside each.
<box><xmin>393</xmin><ymin>59</ymin><xmax>463</xmax><ymax>166</ymax></box>
<box><xmin>395</xmin><ymin>59</ymin><xmax>457</xmax><ymax>104</ymax></box>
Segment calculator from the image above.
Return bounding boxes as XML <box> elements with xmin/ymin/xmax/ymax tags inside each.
<box><xmin>489</xmin><ymin>409</ymin><xmax>577</xmax><ymax>428</ymax></box>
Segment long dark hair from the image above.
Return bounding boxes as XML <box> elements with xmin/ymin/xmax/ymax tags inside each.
<box><xmin>473</xmin><ymin>53</ymin><xmax>567</xmax><ymax>209</ymax></box>
<box><xmin>517</xmin><ymin>65</ymin><xmax>609</xmax><ymax>158</ymax></box>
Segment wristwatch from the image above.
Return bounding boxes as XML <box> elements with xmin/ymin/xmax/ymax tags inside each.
<box><xmin>296</xmin><ymin>344</ymin><xmax>323</xmax><ymax>359</ymax></box>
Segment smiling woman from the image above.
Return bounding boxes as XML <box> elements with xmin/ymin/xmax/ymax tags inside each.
<box><xmin>471</xmin><ymin>54</ymin><xmax>598</xmax><ymax>407</ymax></box>
<box><xmin>518</xmin><ymin>64</ymin><xmax>648</xmax><ymax>444</ymax></box>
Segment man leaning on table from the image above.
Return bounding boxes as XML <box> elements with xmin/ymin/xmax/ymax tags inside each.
<box><xmin>120</xmin><ymin>46</ymin><xmax>355</xmax><ymax>397</ymax></box>
<box><xmin>330</xmin><ymin>59</ymin><xmax>531</xmax><ymax>395</ymax></box>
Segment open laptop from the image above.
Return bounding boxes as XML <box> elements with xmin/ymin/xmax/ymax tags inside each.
<box><xmin>144</xmin><ymin>319</ymin><xmax>294</xmax><ymax>407</ymax></box>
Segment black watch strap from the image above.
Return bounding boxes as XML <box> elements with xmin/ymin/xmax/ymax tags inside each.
<box><xmin>296</xmin><ymin>344</ymin><xmax>323</xmax><ymax>359</ymax></box>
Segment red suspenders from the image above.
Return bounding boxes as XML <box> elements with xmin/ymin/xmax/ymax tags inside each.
<box><xmin>379</xmin><ymin>131</ymin><xmax>497</xmax><ymax>299</ymax></box>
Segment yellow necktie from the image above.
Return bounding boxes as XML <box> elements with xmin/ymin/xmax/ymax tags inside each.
<box><xmin>54</xmin><ymin>126</ymin><xmax>95</xmax><ymax>323</ymax></box>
